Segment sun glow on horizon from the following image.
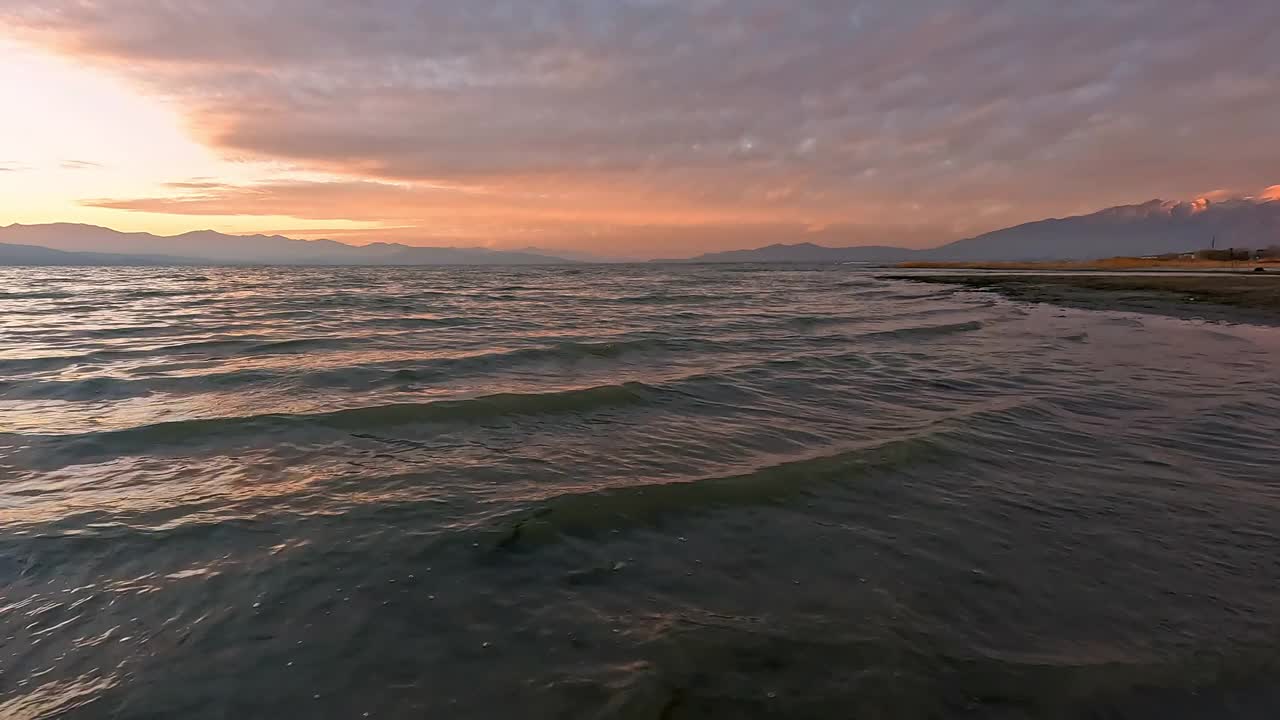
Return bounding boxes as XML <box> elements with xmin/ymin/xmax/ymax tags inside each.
<box><xmin>0</xmin><ymin>39</ymin><xmax>386</xmax><ymax>239</ymax></box>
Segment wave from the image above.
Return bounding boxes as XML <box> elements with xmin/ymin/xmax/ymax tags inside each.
<box><xmin>0</xmin><ymin>290</ymin><xmax>76</xmax><ymax>300</ymax></box>
<box><xmin>518</xmin><ymin>338</ymin><xmax>673</xmax><ymax>359</ymax></box>
<box><xmin>337</xmin><ymin>337</ymin><xmax>688</xmax><ymax>384</ymax></box>
<box><xmin>835</xmin><ymin>278</ymin><xmax>880</xmax><ymax>288</ymax></box>
<box><xmin>244</xmin><ymin>337</ymin><xmax>357</xmax><ymax>354</ymax></box>
<box><xmin>572</xmin><ymin>614</ymin><xmax>1280</xmax><ymax>719</ymax></box>
<box><xmin>82</xmin><ymin>324</ymin><xmax>225</xmax><ymax>340</ymax></box>
<box><xmin>360</xmin><ymin>316</ymin><xmax>475</xmax><ymax>330</ymax></box>
<box><xmin>0</xmin><ymin>324</ymin><xmax>971</xmax><ymax>402</ymax></box>
<box><xmin>120</xmin><ymin>289</ymin><xmax>214</xmax><ymax>300</ymax></box>
<box><xmin>611</xmin><ymin>293</ymin><xmax>737</xmax><ymax>305</ymax></box>
<box><xmin>0</xmin><ymin>307</ymin><xmax>985</xmax><ymax>378</ymax></box>
<box><xmin>314</xmin><ymin>382</ymin><xmax>657</xmax><ymax>428</ymax></box>
<box><xmin>487</xmin><ymin>433</ymin><xmax>945</xmax><ymax>550</ymax></box>
<box><xmin>481</xmin><ymin>394</ymin><xmax>1059</xmax><ymax>550</ymax></box>
<box><xmin>858</xmin><ymin>320</ymin><xmax>984</xmax><ymax>340</ymax></box>
<box><xmin>855</xmin><ymin>286</ymin><xmax>959</xmax><ymax>300</ymax></box>
<box><xmin>6</xmin><ymin>396</ymin><xmax>1028</xmax><ymax>536</ymax></box>
<box><xmin>9</xmin><ymin>382</ymin><xmax>662</xmax><ymax>460</ymax></box>
<box><xmin>0</xmin><ymin>337</ymin><xmax>687</xmax><ymax>399</ymax></box>
<box><xmin>0</xmin><ymin>336</ymin><xmax>368</xmax><ymax>374</ymax></box>
<box><xmin>785</xmin><ymin>314</ymin><xmax>860</xmax><ymax>329</ymax></box>
<box><xmin>0</xmin><ymin>338</ymin><xmax>861</xmax><ymax>408</ymax></box>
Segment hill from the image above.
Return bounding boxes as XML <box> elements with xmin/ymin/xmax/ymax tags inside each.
<box><xmin>653</xmin><ymin>242</ymin><xmax>915</xmax><ymax>264</ymax></box>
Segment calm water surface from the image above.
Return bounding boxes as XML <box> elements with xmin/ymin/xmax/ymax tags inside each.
<box><xmin>2</xmin><ymin>265</ymin><xmax>1279</xmax><ymax>718</ymax></box>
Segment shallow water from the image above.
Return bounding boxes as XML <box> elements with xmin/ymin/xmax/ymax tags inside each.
<box><xmin>2</xmin><ymin>264</ymin><xmax>1279</xmax><ymax>719</ymax></box>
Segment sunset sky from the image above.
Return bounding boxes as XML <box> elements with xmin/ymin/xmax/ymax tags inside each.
<box><xmin>2</xmin><ymin>1</ymin><xmax>1278</xmax><ymax>258</ymax></box>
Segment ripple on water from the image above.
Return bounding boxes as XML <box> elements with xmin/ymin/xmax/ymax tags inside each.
<box><xmin>2</xmin><ymin>265</ymin><xmax>1280</xmax><ymax>718</ymax></box>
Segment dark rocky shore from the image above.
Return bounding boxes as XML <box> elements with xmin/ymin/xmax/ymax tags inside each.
<box><xmin>889</xmin><ymin>273</ymin><xmax>1280</xmax><ymax>324</ymax></box>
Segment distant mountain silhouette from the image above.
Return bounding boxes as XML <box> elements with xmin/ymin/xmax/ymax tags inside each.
<box><xmin>932</xmin><ymin>197</ymin><xmax>1280</xmax><ymax>261</ymax></box>
<box><xmin>515</xmin><ymin>246</ymin><xmax>623</xmax><ymax>263</ymax></box>
<box><xmin>655</xmin><ymin>242</ymin><xmax>913</xmax><ymax>264</ymax></box>
<box><xmin>663</xmin><ymin>196</ymin><xmax>1280</xmax><ymax>263</ymax></box>
<box><xmin>6</xmin><ymin>195</ymin><xmax>1280</xmax><ymax>265</ymax></box>
<box><xmin>0</xmin><ymin>240</ymin><xmax>201</xmax><ymax>266</ymax></box>
<box><xmin>0</xmin><ymin>224</ymin><xmax>574</xmax><ymax>265</ymax></box>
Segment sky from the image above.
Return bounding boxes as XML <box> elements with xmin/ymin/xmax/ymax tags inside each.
<box><xmin>1</xmin><ymin>1</ymin><xmax>1278</xmax><ymax>259</ymax></box>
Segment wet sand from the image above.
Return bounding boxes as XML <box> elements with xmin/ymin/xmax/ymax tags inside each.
<box><xmin>889</xmin><ymin>273</ymin><xmax>1280</xmax><ymax>324</ymax></box>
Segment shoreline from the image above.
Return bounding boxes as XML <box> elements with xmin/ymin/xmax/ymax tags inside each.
<box><xmin>885</xmin><ymin>273</ymin><xmax>1280</xmax><ymax>325</ymax></box>
<box><xmin>896</xmin><ymin>259</ymin><xmax>1278</xmax><ymax>272</ymax></box>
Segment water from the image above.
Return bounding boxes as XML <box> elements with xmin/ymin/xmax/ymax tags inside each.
<box><xmin>2</xmin><ymin>265</ymin><xmax>1279</xmax><ymax>719</ymax></box>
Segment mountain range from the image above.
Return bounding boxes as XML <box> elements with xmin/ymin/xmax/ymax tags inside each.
<box><xmin>2</xmin><ymin>195</ymin><xmax>1279</xmax><ymax>266</ymax></box>
<box><xmin>0</xmin><ymin>240</ymin><xmax>200</xmax><ymax>266</ymax></box>
<box><xmin>0</xmin><ymin>223</ymin><xmax>573</xmax><ymax>265</ymax></box>
<box><xmin>664</xmin><ymin>196</ymin><xmax>1280</xmax><ymax>263</ymax></box>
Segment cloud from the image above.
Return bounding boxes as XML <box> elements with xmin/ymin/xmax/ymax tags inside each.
<box><xmin>84</xmin><ymin>179</ymin><xmax>479</xmax><ymax>222</ymax></box>
<box><xmin>81</xmin><ymin>176</ymin><xmax>954</xmax><ymax>251</ymax></box>
<box><xmin>0</xmin><ymin>160</ymin><xmax>31</xmax><ymax>172</ymax></box>
<box><xmin>59</xmin><ymin>159</ymin><xmax>103</xmax><ymax>170</ymax></box>
<box><xmin>5</xmin><ymin>1</ymin><xmax>1280</xmax><ymax>253</ymax></box>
